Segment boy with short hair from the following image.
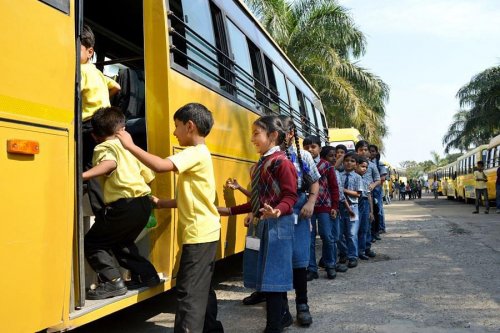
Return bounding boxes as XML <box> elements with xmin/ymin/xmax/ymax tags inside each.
<box><xmin>334</xmin><ymin>144</ymin><xmax>347</xmax><ymax>171</ymax></box>
<box><xmin>116</xmin><ymin>103</ymin><xmax>223</xmax><ymax>332</ymax></box>
<box><xmin>473</xmin><ymin>161</ymin><xmax>489</xmax><ymax>214</ymax></box>
<box><xmin>338</xmin><ymin>152</ymin><xmax>363</xmax><ymax>268</ymax></box>
<box><xmin>303</xmin><ymin>136</ymin><xmax>340</xmax><ymax>280</ymax></box>
<box><xmin>83</xmin><ymin>107</ymin><xmax>159</xmax><ymax>300</ymax></box>
<box><xmin>355</xmin><ymin>156</ymin><xmax>375</xmax><ymax>260</ymax></box>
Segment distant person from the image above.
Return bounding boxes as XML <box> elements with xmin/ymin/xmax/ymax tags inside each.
<box><xmin>473</xmin><ymin>161</ymin><xmax>489</xmax><ymax>214</ymax></box>
<box><xmin>334</xmin><ymin>144</ymin><xmax>347</xmax><ymax>171</ymax></box>
<box><xmin>432</xmin><ymin>180</ymin><xmax>438</xmax><ymax>199</ymax></box>
<box><xmin>399</xmin><ymin>181</ymin><xmax>406</xmax><ymax>200</ymax></box>
<box><xmin>496</xmin><ymin>165</ymin><xmax>500</xmax><ymax>214</ymax></box>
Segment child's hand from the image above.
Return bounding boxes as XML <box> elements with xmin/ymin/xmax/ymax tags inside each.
<box><xmin>224</xmin><ymin>178</ymin><xmax>241</xmax><ymax>190</ymax></box>
<box><xmin>115</xmin><ymin>127</ymin><xmax>134</xmax><ymax>149</ymax></box>
<box><xmin>244</xmin><ymin>213</ymin><xmax>253</xmax><ymax>227</ymax></box>
<box><xmin>330</xmin><ymin>209</ymin><xmax>338</xmax><ymax>219</ymax></box>
<box><xmin>217</xmin><ymin>207</ymin><xmax>231</xmax><ymax>216</ymax></box>
<box><xmin>369</xmin><ymin>212</ymin><xmax>375</xmax><ymax>222</ymax></box>
<box><xmin>348</xmin><ymin>208</ymin><xmax>355</xmax><ymax>218</ymax></box>
<box><xmin>150</xmin><ymin>195</ymin><xmax>160</xmax><ymax>208</ymax></box>
<box><xmin>300</xmin><ymin>202</ymin><xmax>314</xmax><ymax>219</ymax></box>
<box><xmin>259</xmin><ymin>203</ymin><xmax>281</xmax><ymax>219</ymax></box>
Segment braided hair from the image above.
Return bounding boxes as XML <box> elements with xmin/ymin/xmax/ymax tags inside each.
<box><xmin>278</xmin><ymin>115</ymin><xmax>312</xmax><ymax>190</ymax></box>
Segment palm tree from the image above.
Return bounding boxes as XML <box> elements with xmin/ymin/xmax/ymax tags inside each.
<box><xmin>243</xmin><ymin>0</ymin><xmax>389</xmax><ymax>146</ymax></box>
<box><xmin>443</xmin><ymin>65</ymin><xmax>500</xmax><ymax>152</ymax></box>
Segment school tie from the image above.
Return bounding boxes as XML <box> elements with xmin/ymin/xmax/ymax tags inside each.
<box><xmin>251</xmin><ymin>156</ymin><xmax>265</xmax><ymax>217</ymax></box>
<box><xmin>344</xmin><ymin>172</ymin><xmax>350</xmax><ymax>189</ymax></box>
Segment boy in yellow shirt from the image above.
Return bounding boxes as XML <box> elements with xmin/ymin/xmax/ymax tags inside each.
<box><xmin>473</xmin><ymin>161</ymin><xmax>489</xmax><ymax>214</ymax></box>
<box><xmin>83</xmin><ymin>107</ymin><xmax>159</xmax><ymax>300</ymax></box>
<box><xmin>116</xmin><ymin>103</ymin><xmax>223</xmax><ymax>333</ymax></box>
<box><xmin>81</xmin><ymin>24</ymin><xmax>121</xmax><ymax>214</ymax></box>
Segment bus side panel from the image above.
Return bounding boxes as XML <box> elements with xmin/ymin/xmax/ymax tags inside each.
<box><xmin>0</xmin><ymin>123</ymin><xmax>71</xmax><ymax>332</ymax></box>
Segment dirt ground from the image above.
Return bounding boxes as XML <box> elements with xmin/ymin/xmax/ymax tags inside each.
<box><xmin>74</xmin><ymin>194</ymin><xmax>500</xmax><ymax>333</ymax></box>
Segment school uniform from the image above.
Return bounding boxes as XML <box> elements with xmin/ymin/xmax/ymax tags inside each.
<box><xmin>338</xmin><ymin>170</ymin><xmax>363</xmax><ymax>260</ymax></box>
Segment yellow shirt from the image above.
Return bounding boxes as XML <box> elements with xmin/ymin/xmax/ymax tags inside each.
<box><xmin>168</xmin><ymin>144</ymin><xmax>221</xmax><ymax>244</ymax></box>
<box><xmin>81</xmin><ymin>63</ymin><xmax>117</xmax><ymax>121</ymax></box>
<box><xmin>93</xmin><ymin>139</ymin><xmax>155</xmax><ymax>204</ymax></box>
<box><xmin>474</xmin><ymin>170</ymin><xmax>487</xmax><ymax>190</ymax></box>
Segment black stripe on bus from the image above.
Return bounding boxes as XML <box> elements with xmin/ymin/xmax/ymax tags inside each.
<box><xmin>0</xmin><ymin>117</ymin><xmax>69</xmax><ymax>132</ymax></box>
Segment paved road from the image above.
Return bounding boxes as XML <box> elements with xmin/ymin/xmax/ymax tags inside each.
<box><xmin>75</xmin><ymin>195</ymin><xmax>500</xmax><ymax>333</ymax></box>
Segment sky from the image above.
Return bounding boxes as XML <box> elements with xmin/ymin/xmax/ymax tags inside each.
<box><xmin>337</xmin><ymin>0</ymin><xmax>500</xmax><ymax>167</ymax></box>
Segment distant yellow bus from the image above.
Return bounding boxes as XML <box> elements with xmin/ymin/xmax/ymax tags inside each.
<box><xmin>441</xmin><ymin>161</ymin><xmax>458</xmax><ymax>199</ymax></box>
<box><xmin>0</xmin><ymin>0</ymin><xmax>327</xmax><ymax>331</ymax></box>
<box><xmin>427</xmin><ymin>167</ymin><xmax>443</xmax><ymax>195</ymax></box>
<box><xmin>328</xmin><ymin>127</ymin><xmax>363</xmax><ymax>151</ymax></box>
<box><xmin>484</xmin><ymin>134</ymin><xmax>500</xmax><ymax>200</ymax></box>
<box><xmin>456</xmin><ymin>145</ymin><xmax>488</xmax><ymax>203</ymax></box>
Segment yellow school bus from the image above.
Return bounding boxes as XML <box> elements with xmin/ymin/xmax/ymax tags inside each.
<box><xmin>455</xmin><ymin>145</ymin><xmax>488</xmax><ymax>203</ymax></box>
<box><xmin>484</xmin><ymin>134</ymin><xmax>500</xmax><ymax>200</ymax></box>
<box><xmin>441</xmin><ymin>161</ymin><xmax>458</xmax><ymax>199</ymax></box>
<box><xmin>0</xmin><ymin>0</ymin><xmax>327</xmax><ymax>332</ymax></box>
<box><xmin>328</xmin><ymin>127</ymin><xmax>363</xmax><ymax>151</ymax></box>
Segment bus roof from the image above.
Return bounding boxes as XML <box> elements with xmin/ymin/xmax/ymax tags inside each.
<box><xmin>488</xmin><ymin>134</ymin><xmax>500</xmax><ymax>149</ymax></box>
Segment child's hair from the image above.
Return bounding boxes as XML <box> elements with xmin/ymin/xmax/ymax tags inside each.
<box><xmin>369</xmin><ymin>144</ymin><xmax>379</xmax><ymax>153</ymax></box>
<box><xmin>91</xmin><ymin>107</ymin><xmax>126</xmax><ymax>137</ymax></box>
<box><xmin>253</xmin><ymin>115</ymin><xmax>286</xmax><ymax>145</ymax></box>
<box><xmin>357</xmin><ymin>155</ymin><xmax>369</xmax><ymax>165</ymax></box>
<box><xmin>81</xmin><ymin>25</ymin><xmax>95</xmax><ymax>49</ymax></box>
<box><xmin>320</xmin><ymin>145</ymin><xmax>335</xmax><ymax>159</ymax></box>
<box><xmin>355</xmin><ymin>140</ymin><xmax>369</xmax><ymax>151</ymax></box>
<box><xmin>343</xmin><ymin>151</ymin><xmax>359</xmax><ymax>163</ymax></box>
<box><xmin>477</xmin><ymin>161</ymin><xmax>484</xmax><ymax>166</ymax></box>
<box><xmin>303</xmin><ymin>135</ymin><xmax>321</xmax><ymax>146</ymax></box>
<box><xmin>173</xmin><ymin>103</ymin><xmax>214</xmax><ymax>137</ymax></box>
<box><xmin>335</xmin><ymin>144</ymin><xmax>347</xmax><ymax>153</ymax></box>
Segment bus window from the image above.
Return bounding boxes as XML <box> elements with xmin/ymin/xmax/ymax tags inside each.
<box><xmin>209</xmin><ymin>2</ymin><xmax>234</xmax><ymax>94</ymax></box>
<box><xmin>286</xmin><ymin>79</ymin><xmax>302</xmax><ymax>133</ymax></box>
<box><xmin>305</xmin><ymin>100</ymin><xmax>317</xmax><ymax>135</ymax></box>
<box><xmin>272</xmin><ymin>65</ymin><xmax>289</xmax><ymax>114</ymax></box>
<box><xmin>247</xmin><ymin>39</ymin><xmax>268</xmax><ymax>112</ymax></box>
<box><xmin>295</xmin><ymin>89</ymin><xmax>309</xmax><ymax>135</ymax></box>
<box><xmin>226</xmin><ymin>19</ymin><xmax>254</xmax><ymax>106</ymax></box>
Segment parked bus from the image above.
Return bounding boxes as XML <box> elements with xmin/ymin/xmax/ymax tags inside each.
<box><xmin>441</xmin><ymin>161</ymin><xmax>458</xmax><ymax>199</ymax></box>
<box><xmin>484</xmin><ymin>134</ymin><xmax>500</xmax><ymax>200</ymax></box>
<box><xmin>328</xmin><ymin>127</ymin><xmax>363</xmax><ymax>151</ymax></box>
<box><xmin>0</xmin><ymin>0</ymin><xmax>327</xmax><ymax>331</ymax></box>
<box><xmin>427</xmin><ymin>167</ymin><xmax>443</xmax><ymax>196</ymax></box>
<box><xmin>455</xmin><ymin>145</ymin><xmax>488</xmax><ymax>203</ymax></box>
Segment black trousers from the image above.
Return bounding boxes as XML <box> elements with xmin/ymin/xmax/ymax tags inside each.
<box><xmin>84</xmin><ymin>196</ymin><xmax>157</xmax><ymax>281</ymax></box>
<box><xmin>175</xmin><ymin>241</ymin><xmax>224</xmax><ymax>333</ymax></box>
<box><xmin>83</xmin><ymin>120</ymin><xmax>106</xmax><ymax>214</ymax></box>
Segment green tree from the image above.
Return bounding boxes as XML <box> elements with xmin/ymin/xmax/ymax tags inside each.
<box><xmin>443</xmin><ymin>65</ymin><xmax>500</xmax><ymax>153</ymax></box>
<box><xmin>243</xmin><ymin>0</ymin><xmax>389</xmax><ymax>146</ymax></box>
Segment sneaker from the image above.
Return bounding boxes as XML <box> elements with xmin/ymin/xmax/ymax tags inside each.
<box><xmin>125</xmin><ymin>274</ymin><xmax>161</xmax><ymax>290</ymax></box>
<box><xmin>366</xmin><ymin>249</ymin><xmax>376</xmax><ymax>258</ymax></box>
<box><xmin>347</xmin><ymin>259</ymin><xmax>358</xmax><ymax>268</ymax></box>
<box><xmin>306</xmin><ymin>270</ymin><xmax>319</xmax><ymax>281</ymax></box>
<box><xmin>281</xmin><ymin>309</ymin><xmax>293</xmax><ymax>329</ymax></box>
<box><xmin>296</xmin><ymin>303</ymin><xmax>312</xmax><ymax>326</ymax></box>
<box><xmin>326</xmin><ymin>267</ymin><xmax>337</xmax><ymax>279</ymax></box>
<box><xmin>87</xmin><ymin>278</ymin><xmax>127</xmax><ymax>300</ymax></box>
<box><xmin>358</xmin><ymin>254</ymin><xmax>369</xmax><ymax>260</ymax></box>
<box><xmin>472</xmin><ymin>211</ymin><xmax>479</xmax><ymax>214</ymax></box>
<box><xmin>335</xmin><ymin>264</ymin><xmax>348</xmax><ymax>273</ymax></box>
<box><xmin>243</xmin><ymin>291</ymin><xmax>266</xmax><ymax>305</ymax></box>
<box><xmin>338</xmin><ymin>256</ymin><xmax>347</xmax><ymax>264</ymax></box>
<box><xmin>484</xmin><ymin>210</ymin><xmax>489</xmax><ymax>214</ymax></box>
<box><xmin>373</xmin><ymin>233</ymin><xmax>382</xmax><ymax>240</ymax></box>
<box><xmin>497</xmin><ymin>210</ymin><xmax>500</xmax><ymax>214</ymax></box>
<box><xmin>318</xmin><ymin>257</ymin><xmax>325</xmax><ymax>269</ymax></box>
<box><xmin>379</xmin><ymin>230</ymin><xmax>386</xmax><ymax>234</ymax></box>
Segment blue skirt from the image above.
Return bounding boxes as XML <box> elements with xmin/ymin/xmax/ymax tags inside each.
<box><xmin>243</xmin><ymin>214</ymin><xmax>294</xmax><ymax>292</ymax></box>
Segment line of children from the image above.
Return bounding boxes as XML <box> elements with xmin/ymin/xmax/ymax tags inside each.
<box><xmin>303</xmin><ymin>136</ymin><xmax>340</xmax><ymax>280</ymax></box>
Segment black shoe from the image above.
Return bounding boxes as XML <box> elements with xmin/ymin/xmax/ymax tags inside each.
<box><xmin>335</xmin><ymin>264</ymin><xmax>348</xmax><ymax>273</ymax></box>
<box><xmin>379</xmin><ymin>230</ymin><xmax>386</xmax><ymax>234</ymax></box>
<box><xmin>373</xmin><ymin>234</ymin><xmax>382</xmax><ymax>240</ymax></box>
<box><xmin>371</xmin><ymin>238</ymin><xmax>377</xmax><ymax>243</ymax></box>
<box><xmin>358</xmin><ymin>254</ymin><xmax>369</xmax><ymax>260</ymax></box>
<box><xmin>366</xmin><ymin>249</ymin><xmax>376</xmax><ymax>258</ymax></box>
<box><xmin>306</xmin><ymin>270</ymin><xmax>319</xmax><ymax>281</ymax></box>
<box><xmin>243</xmin><ymin>291</ymin><xmax>266</xmax><ymax>305</ymax></box>
<box><xmin>296</xmin><ymin>303</ymin><xmax>312</xmax><ymax>326</ymax></box>
<box><xmin>485</xmin><ymin>210</ymin><xmax>489</xmax><ymax>214</ymax></box>
<box><xmin>125</xmin><ymin>274</ymin><xmax>161</xmax><ymax>290</ymax></box>
<box><xmin>339</xmin><ymin>256</ymin><xmax>347</xmax><ymax>264</ymax></box>
<box><xmin>472</xmin><ymin>211</ymin><xmax>479</xmax><ymax>214</ymax></box>
<box><xmin>347</xmin><ymin>259</ymin><xmax>358</xmax><ymax>268</ymax></box>
<box><xmin>326</xmin><ymin>267</ymin><xmax>337</xmax><ymax>279</ymax></box>
<box><xmin>281</xmin><ymin>309</ymin><xmax>293</xmax><ymax>329</ymax></box>
<box><xmin>318</xmin><ymin>257</ymin><xmax>325</xmax><ymax>269</ymax></box>
<box><xmin>87</xmin><ymin>278</ymin><xmax>127</xmax><ymax>300</ymax></box>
